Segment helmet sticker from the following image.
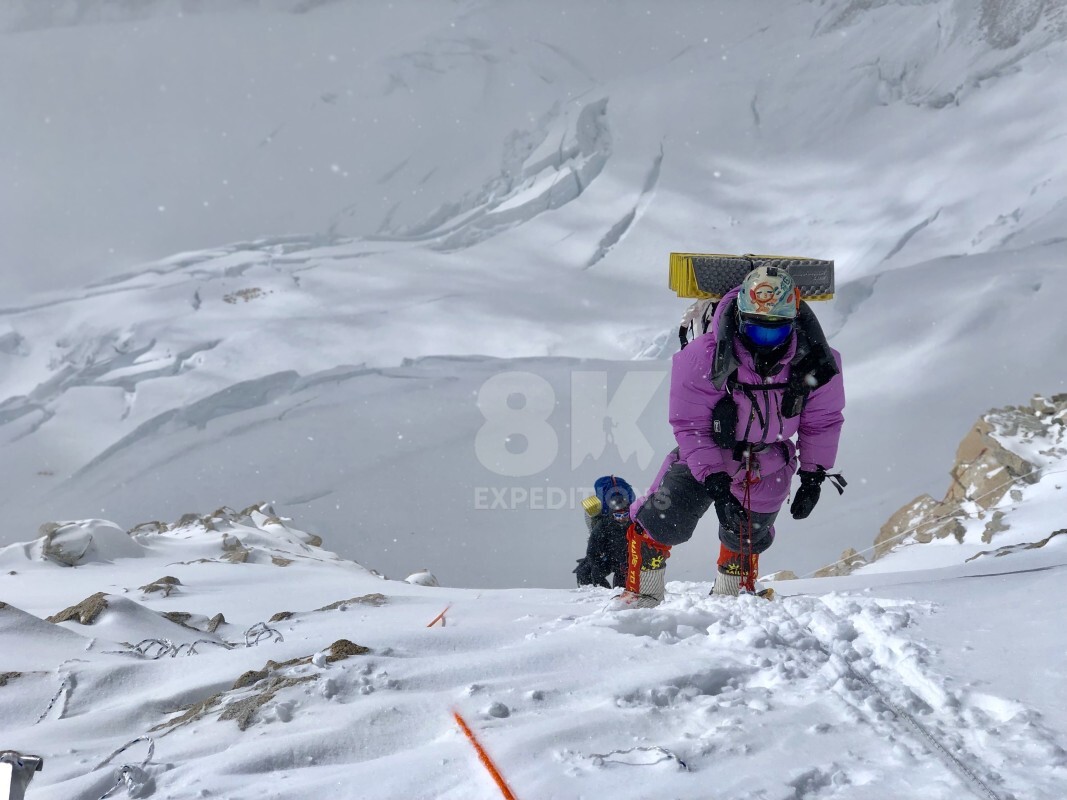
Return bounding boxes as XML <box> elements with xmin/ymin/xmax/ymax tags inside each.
<box><xmin>738</xmin><ymin>266</ymin><xmax>800</xmax><ymax>320</ymax></box>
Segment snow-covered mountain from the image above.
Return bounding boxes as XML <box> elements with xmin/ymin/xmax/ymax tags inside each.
<box><xmin>5</xmin><ymin>5</ymin><xmax>1067</xmax><ymax>796</ymax></box>
<box><xmin>3</xmin><ymin>0</ymin><xmax>1067</xmax><ymax>588</ymax></box>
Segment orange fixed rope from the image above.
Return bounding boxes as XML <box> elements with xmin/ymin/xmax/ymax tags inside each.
<box><xmin>453</xmin><ymin>710</ymin><xmax>519</xmax><ymax>800</ymax></box>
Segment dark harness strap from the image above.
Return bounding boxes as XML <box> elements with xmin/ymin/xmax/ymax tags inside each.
<box><xmin>712</xmin><ymin>300</ymin><xmax>839</xmax><ymax>418</ymax></box>
<box><xmin>726</xmin><ymin>375</ymin><xmax>790</xmax><ymax>441</ymax></box>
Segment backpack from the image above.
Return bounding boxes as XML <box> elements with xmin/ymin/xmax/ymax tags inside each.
<box><xmin>582</xmin><ymin>475</ymin><xmax>636</xmax><ymax>521</ymax></box>
<box><xmin>594</xmin><ymin>475</ymin><xmax>635</xmax><ymax>508</ymax></box>
<box><xmin>670</xmin><ymin>252</ymin><xmax>835</xmax><ymax>352</ymax></box>
<box><xmin>678</xmin><ymin>298</ymin><xmax>717</xmax><ymax>350</ymax></box>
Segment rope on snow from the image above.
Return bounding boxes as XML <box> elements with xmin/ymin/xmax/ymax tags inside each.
<box><xmin>243</xmin><ymin>621</ymin><xmax>283</xmax><ymax>647</ymax></box>
<box><xmin>102</xmin><ymin>622</ymin><xmax>282</xmax><ymax>660</ymax></box>
<box><xmin>453</xmin><ymin>709</ymin><xmax>519</xmax><ymax>800</ymax></box>
<box><xmin>34</xmin><ymin>673</ymin><xmax>72</xmax><ymax>724</ymax></box>
<box><xmin>94</xmin><ymin>737</ymin><xmax>156</xmax><ymax>800</ymax></box>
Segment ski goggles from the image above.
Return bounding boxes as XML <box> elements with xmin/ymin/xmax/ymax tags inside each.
<box><xmin>605</xmin><ymin>495</ymin><xmax>630</xmax><ymax>520</ymax></box>
<box><xmin>739</xmin><ymin>314</ymin><xmax>794</xmax><ymax>348</ymax></box>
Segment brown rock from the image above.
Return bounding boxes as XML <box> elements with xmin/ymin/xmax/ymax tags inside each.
<box><xmin>128</xmin><ymin>521</ymin><xmax>168</xmax><ymax>535</ymax></box>
<box><xmin>912</xmin><ymin>517</ymin><xmax>966</xmax><ymax>546</ymax></box>
<box><xmin>219</xmin><ymin>675</ymin><xmax>312</xmax><ymax>730</ymax></box>
<box><xmin>966</xmin><ymin>529</ymin><xmax>1067</xmax><ymax>562</ymax></box>
<box><xmin>813</xmin><ymin>547</ymin><xmax>867</xmax><ymax>578</ymax></box>
<box><xmin>140</xmin><ymin>576</ymin><xmax>182</xmax><ymax>596</ymax></box>
<box><xmin>868</xmin><ymin>395</ymin><xmax>1065</xmax><ymax>566</ymax></box>
<box><xmin>47</xmin><ymin>592</ymin><xmax>109</xmax><ymax>625</ymax></box>
<box><xmin>161</xmin><ymin>611</ymin><xmax>194</xmax><ymax>628</ymax></box>
<box><xmin>264</xmin><ymin>656</ymin><xmax>308</xmax><ymax>671</ymax></box>
<box><xmin>240</xmin><ymin>501</ymin><xmax>272</xmax><ymax>517</ymax></box>
<box><xmin>946</xmin><ymin>419</ymin><xmax>1036</xmax><ymax>509</ymax></box>
<box><xmin>150</xmin><ymin>693</ymin><xmax>222</xmax><ymax>732</ymax></box>
<box><xmin>232</xmin><ymin>669</ymin><xmax>269</xmax><ymax>690</ymax></box>
<box><xmin>174</xmin><ymin>512</ymin><xmax>208</xmax><ymax>529</ymax></box>
<box><xmin>765</xmin><ymin>570</ymin><xmax>798</xmax><ymax>581</ymax></box>
<box><xmin>316</xmin><ymin>593</ymin><xmax>387</xmax><ymax>611</ymax></box>
<box><xmin>221</xmin><ymin>535</ymin><xmax>250</xmax><ymax>563</ymax></box>
<box><xmin>37</xmin><ymin>522</ymin><xmax>93</xmax><ymax>566</ymax></box>
<box><xmin>327</xmin><ymin>639</ymin><xmax>371</xmax><ymax>662</ymax></box>
<box><xmin>981</xmin><ymin>510</ymin><xmax>1011</xmax><ymax>543</ymax></box>
<box><xmin>874</xmin><ymin>495</ymin><xmax>961</xmax><ymax>559</ymax></box>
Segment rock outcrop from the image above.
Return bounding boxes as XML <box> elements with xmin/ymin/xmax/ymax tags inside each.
<box><xmin>812</xmin><ymin>548</ymin><xmax>868</xmax><ymax>578</ymax></box>
<box><xmin>820</xmin><ymin>393</ymin><xmax>1067</xmax><ymax>575</ymax></box>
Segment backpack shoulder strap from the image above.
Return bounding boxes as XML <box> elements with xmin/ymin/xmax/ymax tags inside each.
<box><xmin>792</xmin><ymin>302</ymin><xmax>838</xmax><ymax>387</ymax></box>
<box><xmin>710</xmin><ymin>299</ymin><xmax>838</xmax><ymax>416</ymax></box>
<box><xmin>780</xmin><ymin>302</ymin><xmax>839</xmax><ymax>418</ymax></box>
<box><xmin>709</xmin><ymin>297</ymin><xmax>740</xmax><ymax>390</ymax></box>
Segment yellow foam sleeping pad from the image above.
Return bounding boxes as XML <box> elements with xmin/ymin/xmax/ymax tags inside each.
<box><xmin>582</xmin><ymin>496</ymin><xmax>602</xmax><ymax>517</ymax></box>
<box><xmin>669</xmin><ymin>252</ymin><xmax>835</xmax><ymax>301</ymax></box>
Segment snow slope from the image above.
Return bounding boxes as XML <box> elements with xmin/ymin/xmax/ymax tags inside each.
<box><xmin>3</xmin><ymin>0</ymin><xmax>1067</xmax><ymax>586</ymax></box>
<box><xmin>1</xmin><ymin>498</ymin><xmax>1065</xmax><ymax>799</ymax></box>
<box><xmin>3</xmin><ymin>239</ymin><xmax>1066</xmax><ymax>587</ymax></box>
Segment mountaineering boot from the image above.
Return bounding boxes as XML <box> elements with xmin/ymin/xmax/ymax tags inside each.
<box><xmin>609</xmin><ymin>524</ymin><xmax>671</xmax><ymax>609</ymax></box>
<box><xmin>711</xmin><ymin>544</ymin><xmax>759</xmax><ymax>597</ymax></box>
<box><xmin>711</xmin><ymin>570</ymin><xmax>742</xmax><ymax>597</ymax></box>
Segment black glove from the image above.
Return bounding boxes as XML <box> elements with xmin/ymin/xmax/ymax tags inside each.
<box><xmin>790</xmin><ymin>469</ymin><xmax>824</xmax><ymax>519</ymax></box>
<box><xmin>703</xmin><ymin>471</ymin><xmax>732</xmax><ymax>501</ymax></box>
<box><xmin>704</xmin><ymin>472</ymin><xmax>743</xmax><ymax>529</ymax></box>
<box><xmin>573</xmin><ymin>557</ymin><xmax>610</xmax><ymax>588</ymax></box>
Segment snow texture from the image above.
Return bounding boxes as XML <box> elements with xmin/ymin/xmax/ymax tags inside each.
<box><xmin>1</xmin><ymin>499</ymin><xmax>1066</xmax><ymax>798</ymax></box>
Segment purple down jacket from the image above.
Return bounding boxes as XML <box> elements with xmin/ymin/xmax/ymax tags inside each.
<box><xmin>637</xmin><ymin>287</ymin><xmax>845</xmax><ymax>516</ymax></box>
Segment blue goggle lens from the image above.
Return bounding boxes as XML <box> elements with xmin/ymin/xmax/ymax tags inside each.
<box><xmin>741</xmin><ymin>319</ymin><xmax>793</xmax><ymax>347</ymax></box>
